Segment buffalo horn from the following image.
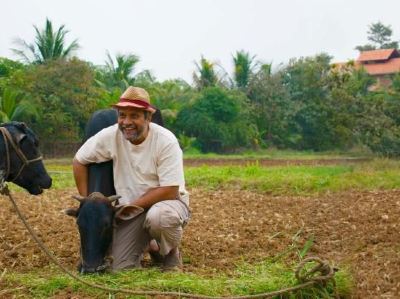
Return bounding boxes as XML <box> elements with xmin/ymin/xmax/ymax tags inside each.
<box><xmin>108</xmin><ymin>195</ymin><xmax>121</xmax><ymax>202</ymax></box>
<box><xmin>72</xmin><ymin>195</ymin><xmax>85</xmax><ymax>202</ymax></box>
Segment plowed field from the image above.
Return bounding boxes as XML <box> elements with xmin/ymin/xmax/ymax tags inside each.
<box><xmin>0</xmin><ymin>186</ymin><xmax>399</xmax><ymax>298</ymax></box>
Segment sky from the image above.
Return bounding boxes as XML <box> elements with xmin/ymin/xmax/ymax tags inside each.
<box><xmin>2</xmin><ymin>0</ymin><xmax>400</xmax><ymax>83</ymax></box>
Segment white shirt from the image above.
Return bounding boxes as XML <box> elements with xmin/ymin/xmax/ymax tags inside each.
<box><xmin>75</xmin><ymin>123</ymin><xmax>188</xmax><ymax>205</ymax></box>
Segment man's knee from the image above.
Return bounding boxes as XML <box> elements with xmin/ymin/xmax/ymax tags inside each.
<box><xmin>144</xmin><ymin>202</ymin><xmax>182</xmax><ymax>236</ymax></box>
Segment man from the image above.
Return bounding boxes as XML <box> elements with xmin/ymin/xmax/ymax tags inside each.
<box><xmin>73</xmin><ymin>86</ymin><xmax>190</xmax><ymax>271</ymax></box>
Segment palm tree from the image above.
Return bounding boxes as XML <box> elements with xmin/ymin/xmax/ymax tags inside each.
<box><xmin>0</xmin><ymin>88</ymin><xmax>38</xmax><ymax>122</ymax></box>
<box><xmin>12</xmin><ymin>18</ymin><xmax>79</xmax><ymax>64</ymax></box>
<box><xmin>103</xmin><ymin>51</ymin><xmax>140</xmax><ymax>89</ymax></box>
<box><xmin>193</xmin><ymin>56</ymin><xmax>220</xmax><ymax>90</ymax></box>
<box><xmin>232</xmin><ymin>50</ymin><xmax>257</xmax><ymax>90</ymax></box>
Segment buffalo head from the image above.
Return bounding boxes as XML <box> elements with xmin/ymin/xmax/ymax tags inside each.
<box><xmin>65</xmin><ymin>192</ymin><xmax>120</xmax><ymax>274</ymax></box>
<box><xmin>0</xmin><ymin>122</ymin><xmax>52</xmax><ymax>195</ymax></box>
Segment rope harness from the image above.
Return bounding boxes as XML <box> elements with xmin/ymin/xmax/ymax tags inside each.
<box><xmin>0</xmin><ymin>126</ymin><xmax>43</xmax><ymax>182</ymax></box>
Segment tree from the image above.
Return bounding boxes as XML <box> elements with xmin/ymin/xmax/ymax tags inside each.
<box><xmin>141</xmin><ymin>79</ymin><xmax>194</xmax><ymax>129</ymax></box>
<box><xmin>0</xmin><ymin>88</ymin><xmax>38</xmax><ymax>122</ymax></box>
<box><xmin>282</xmin><ymin>53</ymin><xmax>335</xmax><ymax>150</ymax></box>
<box><xmin>20</xmin><ymin>58</ymin><xmax>101</xmax><ymax>141</ymax></box>
<box><xmin>247</xmin><ymin>66</ymin><xmax>293</xmax><ymax>147</ymax></box>
<box><xmin>102</xmin><ymin>51</ymin><xmax>140</xmax><ymax>89</ymax></box>
<box><xmin>232</xmin><ymin>50</ymin><xmax>257</xmax><ymax>90</ymax></box>
<box><xmin>12</xmin><ymin>18</ymin><xmax>79</xmax><ymax>64</ymax></box>
<box><xmin>355</xmin><ymin>22</ymin><xmax>399</xmax><ymax>51</ymax></box>
<box><xmin>193</xmin><ymin>56</ymin><xmax>220</xmax><ymax>90</ymax></box>
<box><xmin>0</xmin><ymin>58</ymin><xmax>25</xmax><ymax>91</ymax></box>
<box><xmin>326</xmin><ymin>64</ymin><xmax>375</xmax><ymax>149</ymax></box>
<box><xmin>176</xmin><ymin>87</ymin><xmax>258</xmax><ymax>153</ymax></box>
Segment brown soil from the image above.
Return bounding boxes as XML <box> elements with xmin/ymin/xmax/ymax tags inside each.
<box><xmin>0</xmin><ymin>187</ymin><xmax>399</xmax><ymax>298</ymax></box>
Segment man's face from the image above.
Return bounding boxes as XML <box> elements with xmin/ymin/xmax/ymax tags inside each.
<box><xmin>117</xmin><ymin>107</ymin><xmax>150</xmax><ymax>144</ymax></box>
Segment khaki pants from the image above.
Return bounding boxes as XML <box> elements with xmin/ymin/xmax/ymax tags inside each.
<box><xmin>111</xmin><ymin>198</ymin><xmax>190</xmax><ymax>270</ymax></box>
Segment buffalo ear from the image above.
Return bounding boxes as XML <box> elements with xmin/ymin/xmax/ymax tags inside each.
<box><xmin>14</xmin><ymin>131</ymin><xmax>27</xmax><ymax>144</ymax></box>
<box><xmin>64</xmin><ymin>208</ymin><xmax>79</xmax><ymax>217</ymax></box>
<box><xmin>14</xmin><ymin>122</ymin><xmax>28</xmax><ymax>143</ymax></box>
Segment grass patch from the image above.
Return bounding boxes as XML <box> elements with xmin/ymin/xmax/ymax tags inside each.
<box><xmin>8</xmin><ymin>158</ymin><xmax>400</xmax><ymax>195</ymax></box>
<box><xmin>4</xmin><ymin>258</ymin><xmax>352</xmax><ymax>298</ymax></box>
<box><xmin>183</xmin><ymin>148</ymin><xmax>371</xmax><ymax>160</ymax></box>
<box><xmin>186</xmin><ymin>159</ymin><xmax>400</xmax><ymax>195</ymax></box>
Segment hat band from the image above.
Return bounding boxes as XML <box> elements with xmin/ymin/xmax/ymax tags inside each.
<box><xmin>119</xmin><ymin>98</ymin><xmax>153</xmax><ymax>109</ymax></box>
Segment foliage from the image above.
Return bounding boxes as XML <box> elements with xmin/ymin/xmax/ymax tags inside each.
<box><xmin>193</xmin><ymin>56</ymin><xmax>222</xmax><ymax>90</ymax></box>
<box><xmin>232</xmin><ymin>50</ymin><xmax>257</xmax><ymax>90</ymax></box>
<box><xmin>140</xmin><ymin>79</ymin><xmax>195</xmax><ymax>129</ymax></box>
<box><xmin>355</xmin><ymin>21</ymin><xmax>399</xmax><ymax>51</ymax></box>
<box><xmin>0</xmin><ymin>58</ymin><xmax>25</xmax><ymax>91</ymax></box>
<box><xmin>12</xmin><ymin>18</ymin><xmax>79</xmax><ymax>64</ymax></box>
<box><xmin>282</xmin><ymin>53</ymin><xmax>334</xmax><ymax>150</ymax></box>
<box><xmin>358</xmin><ymin>91</ymin><xmax>400</xmax><ymax>157</ymax></box>
<box><xmin>178</xmin><ymin>133</ymin><xmax>197</xmax><ymax>152</ymax></box>
<box><xmin>391</xmin><ymin>72</ymin><xmax>400</xmax><ymax>93</ymax></box>
<box><xmin>247</xmin><ymin>66</ymin><xmax>294</xmax><ymax>147</ymax></box>
<box><xmin>176</xmin><ymin>86</ymin><xmax>258</xmax><ymax>153</ymax></box>
<box><xmin>20</xmin><ymin>58</ymin><xmax>101</xmax><ymax>141</ymax></box>
<box><xmin>0</xmin><ymin>88</ymin><xmax>38</xmax><ymax>122</ymax></box>
<box><xmin>96</xmin><ymin>51</ymin><xmax>140</xmax><ymax>91</ymax></box>
<box><xmin>326</xmin><ymin>65</ymin><xmax>375</xmax><ymax>149</ymax></box>
<box><xmin>94</xmin><ymin>87</ymin><xmax>122</xmax><ymax>109</ymax></box>
<box><xmin>3</xmin><ymin>16</ymin><xmax>400</xmax><ymax>156</ymax></box>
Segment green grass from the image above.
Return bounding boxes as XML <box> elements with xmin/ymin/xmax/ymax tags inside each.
<box><xmin>9</xmin><ymin>158</ymin><xmax>400</xmax><ymax>195</ymax></box>
<box><xmin>183</xmin><ymin>148</ymin><xmax>372</xmax><ymax>160</ymax></box>
<box><xmin>185</xmin><ymin>159</ymin><xmax>400</xmax><ymax>195</ymax></box>
<box><xmin>3</xmin><ymin>258</ymin><xmax>352</xmax><ymax>298</ymax></box>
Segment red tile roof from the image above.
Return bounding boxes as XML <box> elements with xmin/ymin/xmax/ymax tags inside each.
<box><xmin>359</xmin><ymin>57</ymin><xmax>400</xmax><ymax>75</ymax></box>
<box><xmin>357</xmin><ymin>49</ymin><xmax>398</xmax><ymax>62</ymax></box>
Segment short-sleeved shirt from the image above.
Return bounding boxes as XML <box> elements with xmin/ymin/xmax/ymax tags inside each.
<box><xmin>75</xmin><ymin>123</ymin><xmax>188</xmax><ymax>206</ymax></box>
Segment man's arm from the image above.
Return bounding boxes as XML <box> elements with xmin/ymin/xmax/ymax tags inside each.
<box><xmin>73</xmin><ymin>158</ymin><xmax>89</xmax><ymax>196</ymax></box>
<box><xmin>132</xmin><ymin>186</ymin><xmax>179</xmax><ymax>209</ymax></box>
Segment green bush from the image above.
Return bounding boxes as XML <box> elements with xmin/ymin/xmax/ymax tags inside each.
<box><xmin>176</xmin><ymin>87</ymin><xmax>258</xmax><ymax>153</ymax></box>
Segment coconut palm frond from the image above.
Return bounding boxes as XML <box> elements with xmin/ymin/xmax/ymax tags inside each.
<box><xmin>12</xmin><ymin>18</ymin><xmax>79</xmax><ymax>64</ymax></box>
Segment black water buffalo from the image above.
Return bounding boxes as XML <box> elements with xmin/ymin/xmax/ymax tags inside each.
<box><xmin>0</xmin><ymin>122</ymin><xmax>52</xmax><ymax>195</ymax></box>
<box><xmin>84</xmin><ymin>108</ymin><xmax>164</xmax><ymax>196</ymax></box>
<box><xmin>65</xmin><ymin>192</ymin><xmax>120</xmax><ymax>273</ymax></box>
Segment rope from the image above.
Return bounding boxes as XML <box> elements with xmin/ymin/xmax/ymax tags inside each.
<box><xmin>1</xmin><ymin>185</ymin><xmax>338</xmax><ymax>298</ymax></box>
<box><xmin>0</xmin><ymin>127</ymin><xmax>43</xmax><ymax>182</ymax></box>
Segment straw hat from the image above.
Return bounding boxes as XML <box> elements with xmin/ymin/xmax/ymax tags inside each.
<box><xmin>112</xmin><ymin>86</ymin><xmax>156</xmax><ymax>113</ymax></box>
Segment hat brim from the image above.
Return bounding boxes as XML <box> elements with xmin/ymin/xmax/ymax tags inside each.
<box><xmin>112</xmin><ymin>102</ymin><xmax>156</xmax><ymax>113</ymax></box>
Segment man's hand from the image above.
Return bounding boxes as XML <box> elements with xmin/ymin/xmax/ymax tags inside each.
<box><xmin>115</xmin><ymin>204</ymin><xmax>144</xmax><ymax>221</ymax></box>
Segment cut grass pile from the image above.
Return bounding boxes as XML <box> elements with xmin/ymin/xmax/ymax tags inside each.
<box><xmin>4</xmin><ymin>257</ymin><xmax>352</xmax><ymax>298</ymax></box>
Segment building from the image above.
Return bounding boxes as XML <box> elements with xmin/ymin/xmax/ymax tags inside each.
<box><xmin>355</xmin><ymin>48</ymin><xmax>400</xmax><ymax>89</ymax></box>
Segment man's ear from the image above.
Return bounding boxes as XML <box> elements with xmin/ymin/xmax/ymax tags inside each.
<box><xmin>64</xmin><ymin>208</ymin><xmax>79</xmax><ymax>217</ymax></box>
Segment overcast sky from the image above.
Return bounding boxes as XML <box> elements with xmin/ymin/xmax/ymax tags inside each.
<box><xmin>2</xmin><ymin>0</ymin><xmax>400</xmax><ymax>82</ymax></box>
